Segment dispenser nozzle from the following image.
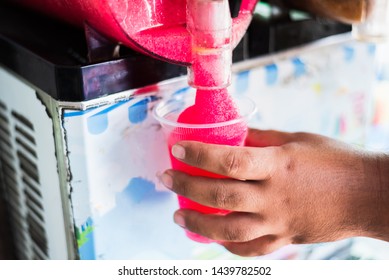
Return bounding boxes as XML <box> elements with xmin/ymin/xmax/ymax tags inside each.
<box><xmin>187</xmin><ymin>0</ymin><xmax>233</xmax><ymax>89</ymax></box>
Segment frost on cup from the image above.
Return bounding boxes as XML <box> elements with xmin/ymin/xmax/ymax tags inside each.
<box><xmin>154</xmin><ymin>90</ymin><xmax>256</xmax><ymax>243</ymax></box>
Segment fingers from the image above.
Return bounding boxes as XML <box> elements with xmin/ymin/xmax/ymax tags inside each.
<box><xmin>245</xmin><ymin>129</ymin><xmax>295</xmax><ymax>147</ymax></box>
<box><xmin>222</xmin><ymin>235</ymin><xmax>289</xmax><ymax>257</ymax></box>
<box><xmin>171</xmin><ymin>141</ymin><xmax>277</xmax><ymax>180</ymax></box>
<box><xmin>174</xmin><ymin>210</ymin><xmax>270</xmax><ymax>243</ymax></box>
<box><xmin>161</xmin><ymin>169</ymin><xmax>266</xmax><ymax>212</ymax></box>
<box><xmin>174</xmin><ymin>210</ymin><xmax>289</xmax><ymax>256</ymax></box>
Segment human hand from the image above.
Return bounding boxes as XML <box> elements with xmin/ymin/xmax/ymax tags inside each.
<box><xmin>159</xmin><ymin>129</ymin><xmax>389</xmax><ymax>256</ymax></box>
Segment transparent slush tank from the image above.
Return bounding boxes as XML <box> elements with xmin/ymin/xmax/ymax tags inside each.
<box><xmin>16</xmin><ymin>0</ymin><xmax>257</xmax><ymax>65</ymax></box>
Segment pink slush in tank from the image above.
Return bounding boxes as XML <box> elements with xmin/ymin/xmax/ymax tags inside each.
<box><xmin>17</xmin><ymin>0</ymin><xmax>258</xmax><ymax>242</ymax></box>
<box><xmin>16</xmin><ymin>0</ymin><xmax>257</xmax><ymax>65</ymax></box>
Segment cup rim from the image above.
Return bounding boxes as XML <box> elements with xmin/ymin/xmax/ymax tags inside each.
<box><xmin>153</xmin><ymin>92</ymin><xmax>257</xmax><ymax>129</ymax></box>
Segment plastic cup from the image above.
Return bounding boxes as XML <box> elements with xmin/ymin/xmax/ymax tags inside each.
<box><xmin>154</xmin><ymin>90</ymin><xmax>256</xmax><ymax>243</ymax></box>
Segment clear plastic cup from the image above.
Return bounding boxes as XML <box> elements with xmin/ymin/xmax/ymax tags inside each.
<box><xmin>154</xmin><ymin>90</ymin><xmax>256</xmax><ymax>243</ymax></box>
<box><xmin>352</xmin><ymin>0</ymin><xmax>389</xmax><ymax>42</ymax></box>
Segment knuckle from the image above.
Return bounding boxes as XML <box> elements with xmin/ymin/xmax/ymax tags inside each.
<box><xmin>192</xmin><ymin>145</ymin><xmax>206</xmax><ymax>167</ymax></box>
<box><xmin>222</xmin><ymin>225</ymin><xmax>249</xmax><ymax>242</ymax></box>
<box><xmin>278</xmin><ymin>145</ymin><xmax>296</xmax><ymax>173</ymax></box>
<box><xmin>222</xmin><ymin>150</ymin><xmax>241</xmax><ymax>176</ymax></box>
<box><xmin>185</xmin><ymin>212</ymin><xmax>202</xmax><ymax>234</ymax></box>
<box><xmin>222</xmin><ymin>149</ymin><xmax>255</xmax><ymax>176</ymax></box>
<box><xmin>209</xmin><ymin>182</ymin><xmax>241</xmax><ymax>210</ymax></box>
<box><xmin>178</xmin><ymin>180</ymin><xmax>191</xmax><ymax>197</ymax></box>
<box><xmin>291</xmin><ymin>234</ymin><xmax>307</xmax><ymax>244</ymax></box>
<box><xmin>218</xmin><ymin>220</ymin><xmax>255</xmax><ymax>242</ymax></box>
<box><xmin>173</xmin><ymin>172</ymin><xmax>191</xmax><ymax>196</ymax></box>
<box><xmin>262</xmin><ymin>147</ymin><xmax>278</xmax><ymax>178</ymax></box>
<box><xmin>209</xmin><ymin>184</ymin><xmax>228</xmax><ymax>209</ymax></box>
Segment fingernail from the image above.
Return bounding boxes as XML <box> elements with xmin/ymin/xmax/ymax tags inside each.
<box><xmin>174</xmin><ymin>212</ymin><xmax>186</xmax><ymax>228</ymax></box>
<box><xmin>159</xmin><ymin>172</ymin><xmax>173</xmax><ymax>189</ymax></box>
<box><xmin>172</xmin><ymin>144</ymin><xmax>185</xmax><ymax>160</ymax></box>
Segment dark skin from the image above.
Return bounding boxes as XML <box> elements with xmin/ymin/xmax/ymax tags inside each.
<box><xmin>159</xmin><ymin>128</ymin><xmax>389</xmax><ymax>257</ymax></box>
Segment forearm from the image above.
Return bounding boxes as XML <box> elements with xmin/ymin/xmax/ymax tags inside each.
<box><xmin>358</xmin><ymin>152</ymin><xmax>389</xmax><ymax>241</ymax></box>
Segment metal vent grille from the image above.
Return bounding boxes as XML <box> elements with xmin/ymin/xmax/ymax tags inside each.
<box><xmin>0</xmin><ymin>101</ymin><xmax>48</xmax><ymax>259</ymax></box>
<box><xmin>0</xmin><ymin>101</ymin><xmax>27</xmax><ymax>259</ymax></box>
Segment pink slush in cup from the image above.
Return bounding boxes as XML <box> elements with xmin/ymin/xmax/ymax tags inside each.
<box><xmin>154</xmin><ymin>90</ymin><xmax>256</xmax><ymax>243</ymax></box>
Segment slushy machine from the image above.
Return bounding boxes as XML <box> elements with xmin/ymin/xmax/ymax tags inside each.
<box><xmin>0</xmin><ymin>0</ymin><xmax>385</xmax><ymax>259</ymax></box>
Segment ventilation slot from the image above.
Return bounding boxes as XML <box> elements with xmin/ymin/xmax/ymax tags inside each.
<box><xmin>0</xmin><ymin>106</ymin><xmax>12</xmax><ymax>150</ymax></box>
<box><xmin>0</xmin><ymin>102</ymin><xmax>29</xmax><ymax>258</ymax></box>
<box><xmin>0</xmin><ymin>102</ymin><xmax>49</xmax><ymax>260</ymax></box>
<box><xmin>12</xmin><ymin>111</ymin><xmax>34</xmax><ymax>131</ymax></box>
<box><xmin>13</xmin><ymin>110</ymin><xmax>48</xmax><ymax>260</ymax></box>
<box><xmin>17</xmin><ymin>151</ymin><xmax>40</xmax><ymax>185</ymax></box>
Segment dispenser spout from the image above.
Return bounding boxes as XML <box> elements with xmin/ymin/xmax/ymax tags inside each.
<box><xmin>187</xmin><ymin>0</ymin><xmax>233</xmax><ymax>89</ymax></box>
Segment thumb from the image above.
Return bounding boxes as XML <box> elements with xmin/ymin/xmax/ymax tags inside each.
<box><xmin>245</xmin><ymin>129</ymin><xmax>294</xmax><ymax>147</ymax></box>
